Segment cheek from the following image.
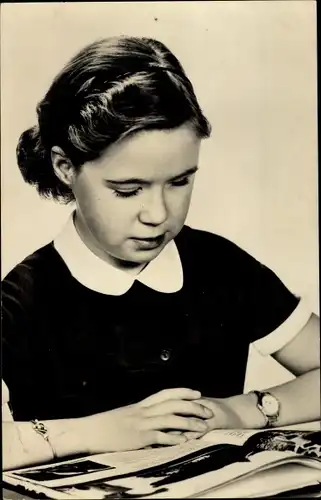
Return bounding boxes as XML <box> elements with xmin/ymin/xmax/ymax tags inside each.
<box><xmin>73</xmin><ymin>182</ymin><xmax>112</xmax><ymax>233</ymax></box>
<box><xmin>74</xmin><ymin>179</ymin><xmax>110</xmax><ymax>219</ymax></box>
<box><xmin>73</xmin><ymin>177</ymin><xmax>97</xmax><ymax>210</ymax></box>
<box><xmin>168</xmin><ymin>185</ymin><xmax>193</xmax><ymax>216</ymax></box>
<box><xmin>78</xmin><ymin>190</ymin><xmax>139</xmax><ymax>238</ymax></box>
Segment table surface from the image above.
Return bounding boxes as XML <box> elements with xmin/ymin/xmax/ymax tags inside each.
<box><xmin>3</xmin><ymin>422</ymin><xmax>321</xmax><ymax>500</ymax></box>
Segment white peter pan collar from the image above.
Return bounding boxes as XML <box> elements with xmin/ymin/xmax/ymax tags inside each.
<box><xmin>54</xmin><ymin>213</ymin><xmax>183</xmax><ymax>296</ymax></box>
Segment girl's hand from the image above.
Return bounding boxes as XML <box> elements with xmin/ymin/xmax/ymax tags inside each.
<box><xmin>195</xmin><ymin>397</ymin><xmax>244</xmax><ymax>431</ymax></box>
<box><xmin>84</xmin><ymin>388</ymin><xmax>213</xmax><ymax>453</ymax></box>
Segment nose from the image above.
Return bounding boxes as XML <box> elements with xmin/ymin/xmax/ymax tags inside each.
<box><xmin>139</xmin><ymin>188</ymin><xmax>168</xmax><ymax>226</ymax></box>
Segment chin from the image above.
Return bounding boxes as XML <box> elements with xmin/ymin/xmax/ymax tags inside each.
<box><xmin>130</xmin><ymin>246</ymin><xmax>165</xmax><ymax>263</ymax></box>
<box><xmin>131</xmin><ymin>249</ymin><xmax>162</xmax><ymax>263</ymax></box>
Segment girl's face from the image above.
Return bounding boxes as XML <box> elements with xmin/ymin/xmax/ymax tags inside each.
<box><xmin>72</xmin><ymin>123</ymin><xmax>201</xmax><ymax>269</ymax></box>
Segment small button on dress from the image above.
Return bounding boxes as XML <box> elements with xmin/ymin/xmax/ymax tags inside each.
<box><xmin>160</xmin><ymin>349</ymin><xmax>171</xmax><ymax>361</ymax></box>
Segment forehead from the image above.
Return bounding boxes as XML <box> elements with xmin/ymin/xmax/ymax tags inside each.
<box><xmin>84</xmin><ymin>124</ymin><xmax>201</xmax><ymax>181</ymax></box>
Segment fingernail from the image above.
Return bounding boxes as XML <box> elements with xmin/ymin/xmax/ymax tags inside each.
<box><xmin>197</xmin><ymin>422</ymin><xmax>208</xmax><ymax>431</ymax></box>
<box><xmin>186</xmin><ymin>432</ymin><xmax>202</xmax><ymax>440</ymax></box>
<box><xmin>192</xmin><ymin>390</ymin><xmax>201</xmax><ymax>397</ymax></box>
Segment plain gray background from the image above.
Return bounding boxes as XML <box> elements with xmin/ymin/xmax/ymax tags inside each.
<box><xmin>1</xmin><ymin>1</ymin><xmax>318</xmax><ymax>390</ymax></box>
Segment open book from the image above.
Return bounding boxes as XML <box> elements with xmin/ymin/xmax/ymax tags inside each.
<box><xmin>3</xmin><ymin>428</ymin><xmax>321</xmax><ymax>499</ymax></box>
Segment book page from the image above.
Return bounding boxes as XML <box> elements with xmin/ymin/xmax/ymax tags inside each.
<box><xmin>5</xmin><ymin>430</ymin><xmax>320</xmax><ymax>499</ymax></box>
<box><xmin>4</xmin><ymin>440</ymin><xmax>223</xmax><ymax>488</ymax></box>
<box><xmin>192</xmin><ymin>463</ymin><xmax>321</xmax><ymax>498</ymax></box>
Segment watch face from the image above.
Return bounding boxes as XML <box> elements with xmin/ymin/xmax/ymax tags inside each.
<box><xmin>262</xmin><ymin>394</ymin><xmax>279</xmax><ymax>417</ymax></box>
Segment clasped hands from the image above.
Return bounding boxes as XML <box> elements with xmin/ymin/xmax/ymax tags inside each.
<box><xmin>85</xmin><ymin>388</ymin><xmax>243</xmax><ymax>454</ymax></box>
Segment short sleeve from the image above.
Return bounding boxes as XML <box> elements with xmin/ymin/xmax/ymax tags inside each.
<box><xmin>225</xmin><ymin>241</ymin><xmax>311</xmax><ymax>350</ymax></box>
<box><xmin>253</xmin><ymin>296</ymin><xmax>312</xmax><ymax>355</ymax></box>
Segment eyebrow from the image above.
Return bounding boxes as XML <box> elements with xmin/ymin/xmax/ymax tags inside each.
<box><xmin>105</xmin><ymin>166</ymin><xmax>199</xmax><ymax>186</ymax></box>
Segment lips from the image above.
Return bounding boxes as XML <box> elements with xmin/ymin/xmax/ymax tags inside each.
<box><xmin>131</xmin><ymin>233</ymin><xmax>166</xmax><ymax>249</ymax></box>
<box><xmin>134</xmin><ymin>235</ymin><xmax>164</xmax><ymax>241</ymax></box>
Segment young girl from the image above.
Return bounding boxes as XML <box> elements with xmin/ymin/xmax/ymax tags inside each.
<box><xmin>2</xmin><ymin>36</ymin><xmax>320</xmax><ymax>471</ymax></box>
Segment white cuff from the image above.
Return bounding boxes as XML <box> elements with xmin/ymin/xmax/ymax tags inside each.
<box><xmin>2</xmin><ymin>379</ymin><xmax>9</xmax><ymax>405</ymax></box>
<box><xmin>2</xmin><ymin>380</ymin><xmax>13</xmax><ymax>421</ymax></box>
<box><xmin>253</xmin><ymin>297</ymin><xmax>312</xmax><ymax>356</ymax></box>
<box><xmin>2</xmin><ymin>403</ymin><xmax>14</xmax><ymax>422</ymax></box>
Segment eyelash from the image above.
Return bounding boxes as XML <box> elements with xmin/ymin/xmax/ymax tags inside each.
<box><xmin>171</xmin><ymin>177</ymin><xmax>190</xmax><ymax>187</ymax></box>
<box><xmin>113</xmin><ymin>189</ymin><xmax>141</xmax><ymax>198</ymax></box>
<box><xmin>113</xmin><ymin>177</ymin><xmax>190</xmax><ymax>198</ymax></box>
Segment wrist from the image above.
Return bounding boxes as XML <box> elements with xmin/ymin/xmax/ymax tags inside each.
<box><xmin>75</xmin><ymin>414</ymin><xmax>99</xmax><ymax>455</ymax></box>
<box><xmin>223</xmin><ymin>393</ymin><xmax>268</xmax><ymax>429</ymax></box>
<box><xmin>248</xmin><ymin>390</ymin><xmax>281</xmax><ymax>428</ymax></box>
<box><xmin>80</xmin><ymin>411</ymin><xmax>116</xmax><ymax>455</ymax></box>
<box><xmin>46</xmin><ymin>417</ymin><xmax>91</xmax><ymax>458</ymax></box>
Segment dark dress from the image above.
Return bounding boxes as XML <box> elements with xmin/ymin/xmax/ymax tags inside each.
<box><xmin>1</xmin><ymin>225</ymin><xmax>299</xmax><ymax>421</ymax></box>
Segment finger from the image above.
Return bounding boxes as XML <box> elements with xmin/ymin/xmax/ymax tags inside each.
<box><xmin>167</xmin><ymin>430</ymin><xmax>207</xmax><ymax>440</ymax></box>
<box><xmin>152</xmin><ymin>431</ymin><xmax>188</xmax><ymax>447</ymax></box>
<box><xmin>184</xmin><ymin>431</ymin><xmax>206</xmax><ymax>440</ymax></box>
<box><xmin>140</xmin><ymin>388</ymin><xmax>201</xmax><ymax>408</ymax></box>
<box><xmin>144</xmin><ymin>415</ymin><xmax>209</xmax><ymax>433</ymax></box>
<box><xmin>198</xmin><ymin>398</ymin><xmax>217</xmax><ymax>413</ymax></box>
<box><xmin>143</xmin><ymin>400</ymin><xmax>213</xmax><ymax>419</ymax></box>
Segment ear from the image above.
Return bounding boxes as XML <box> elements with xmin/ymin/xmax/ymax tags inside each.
<box><xmin>51</xmin><ymin>146</ymin><xmax>76</xmax><ymax>187</ymax></box>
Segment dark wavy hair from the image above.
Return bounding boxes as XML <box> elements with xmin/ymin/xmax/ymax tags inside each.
<box><xmin>17</xmin><ymin>36</ymin><xmax>211</xmax><ymax>203</ymax></box>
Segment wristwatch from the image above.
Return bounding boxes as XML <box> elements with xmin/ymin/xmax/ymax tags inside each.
<box><xmin>250</xmin><ymin>390</ymin><xmax>281</xmax><ymax>428</ymax></box>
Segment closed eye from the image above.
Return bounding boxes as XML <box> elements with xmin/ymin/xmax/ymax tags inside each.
<box><xmin>113</xmin><ymin>188</ymin><xmax>142</xmax><ymax>198</ymax></box>
<box><xmin>170</xmin><ymin>176</ymin><xmax>191</xmax><ymax>187</ymax></box>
